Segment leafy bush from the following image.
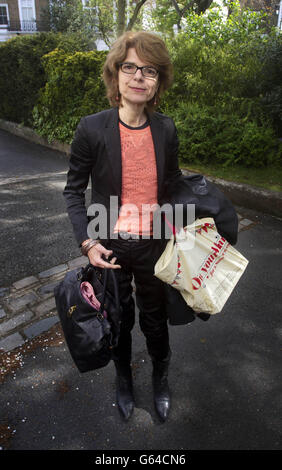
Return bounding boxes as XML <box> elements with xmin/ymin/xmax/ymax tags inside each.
<box><xmin>258</xmin><ymin>35</ymin><xmax>282</xmax><ymax>135</ymax></box>
<box><xmin>32</xmin><ymin>48</ymin><xmax>108</xmax><ymax>143</ymax></box>
<box><xmin>160</xmin><ymin>2</ymin><xmax>282</xmax><ymax>168</ymax></box>
<box><xmin>170</xmin><ymin>102</ymin><xmax>281</xmax><ymax>168</ymax></box>
<box><xmin>165</xmin><ymin>4</ymin><xmax>271</xmax><ymax>107</ymax></box>
<box><xmin>0</xmin><ymin>31</ymin><xmax>93</xmax><ymax>126</ymax></box>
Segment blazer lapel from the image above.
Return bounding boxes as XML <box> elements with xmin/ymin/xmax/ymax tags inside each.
<box><xmin>104</xmin><ymin>107</ymin><xmax>122</xmax><ymax>197</ymax></box>
<box><xmin>149</xmin><ymin>113</ymin><xmax>166</xmax><ymax>202</ymax></box>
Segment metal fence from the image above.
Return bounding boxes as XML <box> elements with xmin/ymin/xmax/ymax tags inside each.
<box><xmin>6</xmin><ymin>20</ymin><xmax>50</xmax><ymax>32</ymax></box>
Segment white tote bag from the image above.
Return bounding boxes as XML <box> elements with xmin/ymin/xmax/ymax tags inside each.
<box><xmin>154</xmin><ymin>217</ymin><xmax>249</xmax><ymax>314</ymax></box>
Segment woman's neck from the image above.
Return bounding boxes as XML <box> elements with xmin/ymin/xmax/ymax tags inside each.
<box><xmin>118</xmin><ymin>103</ymin><xmax>147</xmax><ymax>128</ymax></box>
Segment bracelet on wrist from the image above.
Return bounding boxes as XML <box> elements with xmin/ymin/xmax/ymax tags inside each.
<box><xmin>81</xmin><ymin>239</ymin><xmax>100</xmax><ymax>256</ymax></box>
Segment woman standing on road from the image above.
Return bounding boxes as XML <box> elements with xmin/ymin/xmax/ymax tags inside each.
<box><xmin>63</xmin><ymin>31</ymin><xmax>182</xmax><ymax>422</ymax></box>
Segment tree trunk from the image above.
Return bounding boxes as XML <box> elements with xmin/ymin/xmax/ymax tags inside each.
<box><xmin>195</xmin><ymin>0</ymin><xmax>213</xmax><ymax>14</ymax></box>
<box><xmin>117</xmin><ymin>0</ymin><xmax>126</xmax><ymax>36</ymax></box>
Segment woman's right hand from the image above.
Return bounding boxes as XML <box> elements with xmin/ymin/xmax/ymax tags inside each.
<box><xmin>87</xmin><ymin>243</ymin><xmax>121</xmax><ymax>269</ymax></box>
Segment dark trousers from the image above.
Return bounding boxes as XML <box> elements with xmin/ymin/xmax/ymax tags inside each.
<box><xmin>103</xmin><ymin>237</ymin><xmax>169</xmax><ymax>363</ymax></box>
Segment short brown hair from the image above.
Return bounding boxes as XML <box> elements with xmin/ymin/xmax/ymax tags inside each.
<box><xmin>103</xmin><ymin>31</ymin><xmax>173</xmax><ymax>112</ymax></box>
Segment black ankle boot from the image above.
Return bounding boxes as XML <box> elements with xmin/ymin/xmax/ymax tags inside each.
<box><xmin>114</xmin><ymin>361</ymin><xmax>134</xmax><ymax>421</ymax></box>
<box><xmin>152</xmin><ymin>356</ymin><xmax>171</xmax><ymax>422</ymax></box>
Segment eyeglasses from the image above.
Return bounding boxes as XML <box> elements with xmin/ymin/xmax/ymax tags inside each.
<box><xmin>119</xmin><ymin>62</ymin><xmax>159</xmax><ymax>79</ymax></box>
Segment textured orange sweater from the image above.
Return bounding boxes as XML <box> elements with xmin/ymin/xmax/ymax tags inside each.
<box><xmin>114</xmin><ymin>121</ymin><xmax>158</xmax><ymax>236</ymax></box>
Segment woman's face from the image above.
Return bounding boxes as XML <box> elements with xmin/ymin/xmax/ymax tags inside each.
<box><xmin>118</xmin><ymin>48</ymin><xmax>159</xmax><ymax>108</ymax></box>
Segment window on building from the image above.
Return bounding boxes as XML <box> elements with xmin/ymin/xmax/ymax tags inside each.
<box><xmin>0</xmin><ymin>4</ymin><xmax>8</xmax><ymax>26</ymax></box>
<box><xmin>19</xmin><ymin>0</ymin><xmax>36</xmax><ymax>31</ymax></box>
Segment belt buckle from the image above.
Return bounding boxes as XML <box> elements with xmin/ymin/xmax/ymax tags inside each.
<box><xmin>120</xmin><ymin>231</ymin><xmax>139</xmax><ymax>241</ymax></box>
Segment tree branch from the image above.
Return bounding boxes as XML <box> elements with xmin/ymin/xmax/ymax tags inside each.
<box><xmin>97</xmin><ymin>10</ymin><xmax>112</xmax><ymax>47</ymax></box>
<box><xmin>181</xmin><ymin>3</ymin><xmax>193</xmax><ymax>16</ymax></box>
<box><xmin>126</xmin><ymin>0</ymin><xmax>148</xmax><ymax>31</ymax></box>
<box><xmin>170</xmin><ymin>0</ymin><xmax>182</xmax><ymax>17</ymax></box>
<box><xmin>170</xmin><ymin>0</ymin><xmax>194</xmax><ymax>30</ymax></box>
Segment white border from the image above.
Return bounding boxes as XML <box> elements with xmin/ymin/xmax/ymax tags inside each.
<box><xmin>278</xmin><ymin>0</ymin><xmax>282</xmax><ymax>30</ymax></box>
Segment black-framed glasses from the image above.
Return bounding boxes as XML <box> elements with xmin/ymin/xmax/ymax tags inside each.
<box><xmin>119</xmin><ymin>62</ymin><xmax>159</xmax><ymax>79</ymax></box>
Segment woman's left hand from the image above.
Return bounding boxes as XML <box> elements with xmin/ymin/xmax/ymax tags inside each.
<box><xmin>87</xmin><ymin>243</ymin><xmax>121</xmax><ymax>269</ymax></box>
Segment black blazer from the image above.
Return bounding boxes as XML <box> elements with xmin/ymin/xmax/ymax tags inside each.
<box><xmin>63</xmin><ymin>107</ymin><xmax>182</xmax><ymax>246</ymax></box>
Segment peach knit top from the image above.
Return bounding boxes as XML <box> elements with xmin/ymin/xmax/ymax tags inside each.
<box><xmin>113</xmin><ymin>121</ymin><xmax>158</xmax><ymax>236</ymax></box>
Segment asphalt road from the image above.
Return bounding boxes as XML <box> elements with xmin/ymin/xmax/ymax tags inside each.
<box><xmin>0</xmin><ymin>129</ymin><xmax>86</xmax><ymax>286</ymax></box>
<box><xmin>0</xmin><ymin>128</ymin><xmax>282</xmax><ymax>454</ymax></box>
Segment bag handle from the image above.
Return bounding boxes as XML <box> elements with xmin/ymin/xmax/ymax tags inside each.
<box><xmin>163</xmin><ymin>215</ymin><xmax>178</xmax><ymax>240</ymax></box>
<box><xmin>99</xmin><ymin>267</ymin><xmax>120</xmax><ymax>316</ymax></box>
<box><xmin>100</xmin><ymin>267</ymin><xmax>120</xmax><ymax>348</ymax></box>
<box><xmin>80</xmin><ymin>262</ymin><xmax>120</xmax><ymax>316</ymax></box>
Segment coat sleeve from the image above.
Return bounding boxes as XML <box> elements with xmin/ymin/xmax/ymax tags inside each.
<box><xmin>63</xmin><ymin>117</ymin><xmax>94</xmax><ymax>247</ymax></box>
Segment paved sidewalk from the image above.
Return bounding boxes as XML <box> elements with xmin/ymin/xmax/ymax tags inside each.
<box><xmin>0</xmin><ymin>213</ymin><xmax>256</xmax><ymax>354</ymax></box>
<box><xmin>0</xmin><ymin>255</ymin><xmax>86</xmax><ymax>353</ymax></box>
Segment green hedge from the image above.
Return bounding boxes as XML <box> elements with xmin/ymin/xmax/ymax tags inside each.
<box><xmin>0</xmin><ymin>31</ymin><xmax>92</xmax><ymax>126</ymax></box>
<box><xmin>170</xmin><ymin>101</ymin><xmax>280</xmax><ymax>167</ymax></box>
<box><xmin>259</xmin><ymin>36</ymin><xmax>282</xmax><ymax>136</ymax></box>
<box><xmin>159</xmin><ymin>11</ymin><xmax>282</xmax><ymax>167</ymax></box>
<box><xmin>32</xmin><ymin>48</ymin><xmax>108</xmax><ymax>143</ymax></box>
<box><xmin>0</xmin><ymin>22</ymin><xmax>282</xmax><ymax>167</ymax></box>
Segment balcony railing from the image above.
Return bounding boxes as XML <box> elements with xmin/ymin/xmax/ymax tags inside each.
<box><xmin>4</xmin><ymin>20</ymin><xmax>50</xmax><ymax>32</ymax></box>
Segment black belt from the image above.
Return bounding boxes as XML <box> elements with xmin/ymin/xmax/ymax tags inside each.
<box><xmin>116</xmin><ymin>231</ymin><xmax>152</xmax><ymax>242</ymax></box>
